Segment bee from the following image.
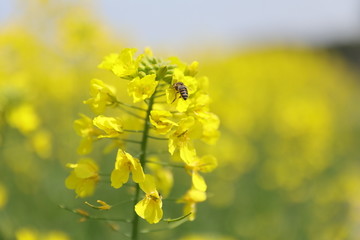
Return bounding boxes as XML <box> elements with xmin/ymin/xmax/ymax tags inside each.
<box><xmin>172</xmin><ymin>82</ymin><xmax>188</xmax><ymax>103</ymax></box>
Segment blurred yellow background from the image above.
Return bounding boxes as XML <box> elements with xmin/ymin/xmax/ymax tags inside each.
<box><xmin>1</xmin><ymin>1</ymin><xmax>360</xmax><ymax>240</ymax></box>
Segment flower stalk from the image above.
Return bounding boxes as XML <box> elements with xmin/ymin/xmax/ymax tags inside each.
<box><xmin>131</xmin><ymin>84</ymin><xmax>158</xmax><ymax>240</ymax></box>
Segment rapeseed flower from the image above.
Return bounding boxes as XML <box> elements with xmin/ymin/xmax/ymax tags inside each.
<box><xmin>147</xmin><ymin>157</ymin><xmax>174</xmax><ymax>197</ymax></box>
<box><xmin>168</xmin><ymin>116</ymin><xmax>197</xmax><ymax>163</ymax></box>
<box><xmin>111</xmin><ymin>149</ymin><xmax>145</xmax><ymax>188</ymax></box>
<box><xmin>127</xmin><ymin>74</ymin><xmax>158</xmax><ymax>103</ymax></box>
<box><xmin>135</xmin><ymin>174</ymin><xmax>163</xmax><ymax>224</ymax></box>
<box><xmin>69</xmin><ymin>47</ymin><xmax>219</xmax><ymax>233</ymax></box>
<box><xmin>93</xmin><ymin>115</ymin><xmax>123</xmax><ymax>138</ymax></box>
<box><xmin>98</xmin><ymin>48</ymin><xmax>143</xmax><ymax>78</ymax></box>
<box><xmin>6</xmin><ymin>103</ymin><xmax>40</xmax><ymax>135</ymax></box>
<box><xmin>65</xmin><ymin>158</ymin><xmax>99</xmax><ymax>198</ymax></box>
<box><xmin>74</xmin><ymin>114</ymin><xmax>102</xmax><ymax>154</ymax></box>
<box><xmin>185</xmin><ymin>155</ymin><xmax>218</xmax><ymax>191</ymax></box>
<box><xmin>178</xmin><ymin>188</ymin><xmax>207</xmax><ymax>221</ymax></box>
<box><xmin>149</xmin><ymin>110</ymin><xmax>178</xmax><ymax>135</ymax></box>
<box><xmin>83</xmin><ymin>78</ymin><xmax>116</xmax><ymax>114</ymax></box>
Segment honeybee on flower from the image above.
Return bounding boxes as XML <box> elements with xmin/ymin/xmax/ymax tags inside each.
<box><xmin>172</xmin><ymin>82</ymin><xmax>189</xmax><ymax>103</ymax></box>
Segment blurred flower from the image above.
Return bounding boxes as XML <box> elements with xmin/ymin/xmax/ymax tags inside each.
<box><xmin>74</xmin><ymin>114</ymin><xmax>102</xmax><ymax>155</ymax></box>
<box><xmin>83</xmin><ymin>79</ymin><xmax>117</xmax><ymax>114</ymax></box>
<box><xmin>111</xmin><ymin>149</ymin><xmax>145</xmax><ymax>188</ymax></box>
<box><xmin>184</xmin><ymin>61</ymin><xmax>199</xmax><ymax>77</ymax></box>
<box><xmin>65</xmin><ymin>158</ymin><xmax>100</xmax><ymax>197</ymax></box>
<box><xmin>30</xmin><ymin>130</ymin><xmax>52</xmax><ymax>159</ymax></box>
<box><xmin>186</xmin><ymin>155</ymin><xmax>218</xmax><ymax>192</ymax></box>
<box><xmin>178</xmin><ymin>188</ymin><xmax>206</xmax><ymax>221</ymax></box>
<box><xmin>127</xmin><ymin>74</ymin><xmax>158</xmax><ymax>103</ymax></box>
<box><xmin>15</xmin><ymin>228</ymin><xmax>38</xmax><ymax>240</ymax></box>
<box><xmin>135</xmin><ymin>174</ymin><xmax>163</xmax><ymax>224</ymax></box>
<box><xmin>191</xmin><ymin>104</ymin><xmax>220</xmax><ymax>145</ymax></box>
<box><xmin>6</xmin><ymin>103</ymin><xmax>40</xmax><ymax>135</ymax></box>
<box><xmin>147</xmin><ymin>157</ymin><xmax>174</xmax><ymax>197</ymax></box>
<box><xmin>15</xmin><ymin>228</ymin><xmax>70</xmax><ymax>240</ymax></box>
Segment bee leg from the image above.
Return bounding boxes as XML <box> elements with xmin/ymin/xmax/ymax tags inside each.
<box><xmin>171</xmin><ymin>95</ymin><xmax>177</xmax><ymax>104</ymax></box>
<box><xmin>171</xmin><ymin>95</ymin><xmax>182</xmax><ymax>104</ymax></box>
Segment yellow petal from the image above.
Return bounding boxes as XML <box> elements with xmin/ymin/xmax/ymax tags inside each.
<box><xmin>77</xmin><ymin>137</ymin><xmax>93</xmax><ymax>155</ymax></box>
<box><xmin>128</xmin><ymin>74</ymin><xmax>158</xmax><ymax>103</ymax></box>
<box><xmin>179</xmin><ymin>145</ymin><xmax>196</xmax><ymax>164</ymax></box>
<box><xmin>135</xmin><ymin>197</ymin><xmax>163</xmax><ymax>224</ymax></box>
<box><xmin>131</xmin><ymin>161</ymin><xmax>145</xmax><ymax>183</ymax></box>
<box><xmin>183</xmin><ymin>202</ymin><xmax>196</xmax><ymax>221</ymax></box>
<box><xmin>65</xmin><ymin>171</ymin><xmax>80</xmax><ymax>189</ymax></box>
<box><xmin>144</xmin><ymin>200</ymin><xmax>163</xmax><ymax>224</ymax></box>
<box><xmin>139</xmin><ymin>174</ymin><xmax>157</xmax><ymax>194</ymax></box>
<box><xmin>199</xmin><ymin>155</ymin><xmax>218</xmax><ymax>173</ymax></box>
<box><xmin>135</xmin><ymin>198</ymin><xmax>148</xmax><ymax>219</ymax></box>
<box><xmin>110</xmin><ymin>168</ymin><xmax>129</xmax><ymax>189</ymax></box>
<box><xmin>192</xmin><ymin>171</ymin><xmax>207</xmax><ymax>192</ymax></box>
<box><xmin>74</xmin><ymin>159</ymin><xmax>98</xmax><ymax>178</ymax></box>
<box><xmin>75</xmin><ymin>179</ymin><xmax>96</xmax><ymax>198</ymax></box>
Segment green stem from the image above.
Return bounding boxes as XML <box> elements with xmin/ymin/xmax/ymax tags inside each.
<box><xmin>131</xmin><ymin>86</ymin><xmax>157</xmax><ymax>240</ymax></box>
<box><xmin>146</xmin><ymin>160</ymin><xmax>184</xmax><ymax>168</ymax></box>
<box><xmin>147</xmin><ymin>135</ymin><xmax>168</xmax><ymax>140</ymax></box>
<box><xmin>116</xmin><ymin>101</ymin><xmax>147</xmax><ymax>112</ymax></box>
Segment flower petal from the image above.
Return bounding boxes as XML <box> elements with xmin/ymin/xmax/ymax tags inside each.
<box><xmin>192</xmin><ymin>171</ymin><xmax>207</xmax><ymax>192</ymax></box>
<box><xmin>111</xmin><ymin>168</ymin><xmax>129</xmax><ymax>189</ymax></box>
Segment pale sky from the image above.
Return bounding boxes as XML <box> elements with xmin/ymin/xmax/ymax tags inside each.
<box><xmin>1</xmin><ymin>0</ymin><xmax>359</xmax><ymax>53</ymax></box>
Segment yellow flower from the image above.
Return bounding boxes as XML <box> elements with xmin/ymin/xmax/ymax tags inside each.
<box><xmin>30</xmin><ymin>130</ymin><xmax>52</xmax><ymax>159</ymax></box>
<box><xmin>184</xmin><ymin>61</ymin><xmax>199</xmax><ymax>77</ymax></box>
<box><xmin>168</xmin><ymin>116</ymin><xmax>197</xmax><ymax>163</ymax></box>
<box><xmin>65</xmin><ymin>158</ymin><xmax>100</xmax><ymax>198</ymax></box>
<box><xmin>111</xmin><ymin>149</ymin><xmax>145</xmax><ymax>188</ymax></box>
<box><xmin>168</xmin><ymin>57</ymin><xmax>198</xmax><ymax>76</ymax></box>
<box><xmin>74</xmin><ymin>114</ymin><xmax>102</xmax><ymax>155</ymax></box>
<box><xmin>93</xmin><ymin>115</ymin><xmax>123</xmax><ymax>138</ymax></box>
<box><xmin>135</xmin><ymin>174</ymin><xmax>163</xmax><ymax>224</ymax></box>
<box><xmin>149</xmin><ymin>110</ymin><xmax>178</xmax><ymax>135</ymax></box>
<box><xmin>6</xmin><ymin>103</ymin><xmax>40</xmax><ymax>135</ymax></box>
<box><xmin>178</xmin><ymin>188</ymin><xmax>206</xmax><ymax>221</ymax></box>
<box><xmin>186</xmin><ymin>155</ymin><xmax>218</xmax><ymax>192</ymax></box>
<box><xmin>15</xmin><ymin>228</ymin><xmax>38</xmax><ymax>240</ymax></box>
<box><xmin>98</xmin><ymin>48</ymin><xmax>143</xmax><ymax>78</ymax></box>
<box><xmin>83</xmin><ymin>79</ymin><xmax>117</xmax><ymax>114</ymax></box>
<box><xmin>128</xmin><ymin>74</ymin><xmax>158</xmax><ymax>103</ymax></box>
<box><xmin>195</xmin><ymin>111</ymin><xmax>220</xmax><ymax>145</ymax></box>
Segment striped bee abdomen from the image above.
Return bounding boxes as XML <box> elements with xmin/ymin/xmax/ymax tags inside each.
<box><xmin>173</xmin><ymin>82</ymin><xmax>188</xmax><ymax>100</ymax></box>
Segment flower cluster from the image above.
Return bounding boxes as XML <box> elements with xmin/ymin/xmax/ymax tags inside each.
<box><xmin>65</xmin><ymin>48</ymin><xmax>219</xmax><ymax>227</ymax></box>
